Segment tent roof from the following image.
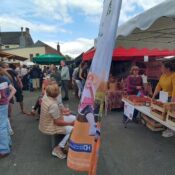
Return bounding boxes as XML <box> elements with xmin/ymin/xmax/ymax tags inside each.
<box><xmin>83</xmin><ymin>0</ymin><xmax>175</xmax><ymax>61</ymax></box>
<box><xmin>0</xmin><ymin>51</ymin><xmax>27</xmax><ymax>61</ymax></box>
<box><xmin>83</xmin><ymin>47</ymin><xmax>175</xmax><ymax>61</ymax></box>
<box><xmin>116</xmin><ymin>0</ymin><xmax>175</xmax><ymax>49</ymax></box>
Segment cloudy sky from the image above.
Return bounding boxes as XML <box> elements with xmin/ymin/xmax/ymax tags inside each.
<box><xmin>0</xmin><ymin>0</ymin><xmax>165</xmax><ymax>58</ymax></box>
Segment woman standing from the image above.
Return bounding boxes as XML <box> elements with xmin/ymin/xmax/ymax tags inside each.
<box><xmin>152</xmin><ymin>62</ymin><xmax>175</xmax><ymax>137</ymax></box>
<box><xmin>152</xmin><ymin>62</ymin><xmax>175</xmax><ymax>102</ymax></box>
<box><xmin>126</xmin><ymin>66</ymin><xmax>143</xmax><ymax>95</ymax></box>
<box><xmin>123</xmin><ymin>66</ymin><xmax>143</xmax><ymax>124</ymax></box>
<box><xmin>0</xmin><ymin>68</ymin><xmax>16</xmax><ymax>158</ymax></box>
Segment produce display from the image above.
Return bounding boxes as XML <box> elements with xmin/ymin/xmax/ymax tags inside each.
<box><xmin>164</xmin><ymin>102</ymin><xmax>175</xmax><ymax>112</ymax></box>
<box><xmin>151</xmin><ymin>100</ymin><xmax>164</xmax><ymax>107</ymax></box>
<box><xmin>125</xmin><ymin>95</ymin><xmax>151</xmax><ymax>105</ymax></box>
<box><xmin>123</xmin><ymin>96</ymin><xmax>175</xmax><ymax>131</ymax></box>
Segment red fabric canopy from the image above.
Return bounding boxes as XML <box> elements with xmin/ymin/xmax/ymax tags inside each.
<box><xmin>83</xmin><ymin>47</ymin><xmax>175</xmax><ymax>61</ymax></box>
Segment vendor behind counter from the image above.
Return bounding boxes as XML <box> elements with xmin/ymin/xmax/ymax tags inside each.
<box><xmin>152</xmin><ymin>61</ymin><xmax>175</xmax><ymax>102</ymax></box>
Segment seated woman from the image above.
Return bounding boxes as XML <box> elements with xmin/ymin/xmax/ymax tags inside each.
<box><xmin>39</xmin><ymin>83</ymin><xmax>76</xmax><ymax>159</ymax></box>
<box><xmin>30</xmin><ymin>77</ymin><xmax>68</xmax><ymax>117</ymax></box>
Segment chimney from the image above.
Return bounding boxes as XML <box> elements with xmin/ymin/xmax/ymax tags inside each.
<box><xmin>25</xmin><ymin>27</ymin><xmax>29</xmax><ymax>34</ymax></box>
<box><xmin>57</xmin><ymin>42</ymin><xmax>60</xmax><ymax>52</ymax></box>
<box><xmin>21</xmin><ymin>27</ymin><xmax>24</xmax><ymax>36</ymax></box>
<box><xmin>20</xmin><ymin>27</ymin><xmax>25</xmax><ymax>47</ymax></box>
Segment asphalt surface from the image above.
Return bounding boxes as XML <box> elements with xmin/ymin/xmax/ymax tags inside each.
<box><xmin>0</xmin><ymin>91</ymin><xmax>84</xmax><ymax>175</ymax></box>
<box><xmin>97</xmin><ymin>110</ymin><xmax>175</xmax><ymax>175</ymax></box>
<box><xmin>1</xmin><ymin>91</ymin><xmax>175</xmax><ymax>175</ymax></box>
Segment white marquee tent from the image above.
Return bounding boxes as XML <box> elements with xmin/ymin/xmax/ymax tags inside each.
<box><xmin>116</xmin><ymin>0</ymin><xmax>175</xmax><ymax>50</ymax></box>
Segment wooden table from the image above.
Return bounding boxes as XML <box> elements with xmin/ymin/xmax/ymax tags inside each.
<box><xmin>122</xmin><ymin>98</ymin><xmax>175</xmax><ymax>132</ymax></box>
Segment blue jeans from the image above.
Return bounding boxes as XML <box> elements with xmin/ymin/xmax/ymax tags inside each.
<box><xmin>0</xmin><ymin>104</ymin><xmax>11</xmax><ymax>154</ymax></box>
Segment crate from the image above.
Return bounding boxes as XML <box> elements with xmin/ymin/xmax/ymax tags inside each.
<box><xmin>150</xmin><ymin>102</ymin><xmax>167</xmax><ymax>121</ymax></box>
<box><xmin>150</xmin><ymin>109</ymin><xmax>166</xmax><ymax>121</ymax></box>
<box><xmin>164</xmin><ymin>102</ymin><xmax>175</xmax><ymax>111</ymax></box>
<box><xmin>141</xmin><ymin>114</ymin><xmax>163</xmax><ymax>127</ymax></box>
<box><xmin>166</xmin><ymin>111</ymin><xmax>175</xmax><ymax>127</ymax></box>
<box><xmin>141</xmin><ymin>114</ymin><xmax>165</xmax><ymax>131</ymax></box>
<box><xmin>151</xmin><ymin>103</ymin><xmax>166</xmax><ymax>113</ymax></box>
<box><xmin>146</xmin><ymin>123</ymin><xmax>165</xmax><ymax>131</ymax></box>
<box><xmin>123</xmin><ymin>96</ymin><xmax>151</xmax><ymax>106</ymax></box>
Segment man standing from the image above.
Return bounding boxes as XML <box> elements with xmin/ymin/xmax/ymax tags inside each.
<box><xmin>60</xmin><ymin>61</ymin><xmax>70</xmax><ymax>101</ymax></box>
<box><xmin>29</xmin><ymin>65</ymin><xmax>41</xmax><ymax>90</ymax></box>
<box><xmin>50</xmin><ymin>64</ymin><xmax>61</xmax><ymax>87</ymax></box>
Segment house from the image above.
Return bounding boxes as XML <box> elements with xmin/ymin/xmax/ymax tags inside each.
<box><xmin>0</xmin><ymin>27</ymin><xmax>63</xmax><ymax>61</ymax></box>
<box><xmin>0</xmin><ymin>27</ymin><xmax>34</xmax><ymax>49</ymax></box>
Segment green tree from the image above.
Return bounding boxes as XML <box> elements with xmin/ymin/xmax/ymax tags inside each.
<box><xmin>64</xmin><ymin>55</ymin><xmax>72</xmax><ymax>61</ymax></box>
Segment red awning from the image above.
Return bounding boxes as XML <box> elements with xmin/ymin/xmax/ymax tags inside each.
<box><xmin>83</xmin><ymin>47</ymin><xmax>175</xmax><ymax>61</ymax></box>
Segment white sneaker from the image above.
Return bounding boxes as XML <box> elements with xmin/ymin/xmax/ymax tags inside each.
<box><xmin>9</xmin><ymin>129</ymin><xmax>14</xmax><ymax>136</ymax></box>
<box><xmin>52</xmin><ymin>147</ymin><xmax>66</xmax><ymax>159</ymax></box>
<box><xmin>162</xmin><ymin>129</ymin><xmax>174</xmax><ymax>138</ymax></box>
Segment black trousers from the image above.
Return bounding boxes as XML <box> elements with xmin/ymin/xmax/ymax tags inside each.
<box><xmin>61</xmin><ymin>80</ymin><xmax>69</xmax><ymax>98</ymax></box>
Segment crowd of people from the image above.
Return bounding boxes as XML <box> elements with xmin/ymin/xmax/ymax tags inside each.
<box><xmin>0</xmin><ymin>60</ymin><xmax>90</xmax><ymax>159</ymax></box>
<box><xmin>2</xmin><ymin>59</ymin><xmax>174</xmax><ymax>160</ymax></box>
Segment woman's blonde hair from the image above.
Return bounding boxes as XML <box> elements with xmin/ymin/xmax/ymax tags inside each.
<box><xmin>46</xmin><ymin>82</ymin><xmax>60</xmax><ymax>98</ymax></box>
<box><xmin>130</xmin><ymin>66</ymin><xmax>139</xmax><ymax>75</ymax></box>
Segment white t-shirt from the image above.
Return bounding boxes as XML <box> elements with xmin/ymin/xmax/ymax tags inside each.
<box><xmin>141</xmin><ymin>74</ymin><xmax>148</xmax><ymax>84</ymax></box>
<box><xmin>21</xmin><ymin>68</ymin><xmax>28</xmax><ymax>76</ymax></box>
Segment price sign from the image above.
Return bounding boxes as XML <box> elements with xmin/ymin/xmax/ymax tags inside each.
<box><xmin>124</xmin><ymin>101</ymin><xmax>135</xmax><ymax>120</ymax></box>
<box><xmin>159</xmin><ymin>91</ymin><xmax>168</xmax><ymax>103</ymax></box>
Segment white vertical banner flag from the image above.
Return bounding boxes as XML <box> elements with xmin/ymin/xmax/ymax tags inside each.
<box><xmin>67</xmin><ymin>0</ymin><xmax>122</xmax><ymax>174</ymax></box>
<box><xmin>79</xmin><ymin>0</ymin><xmax>123</xmax><ymax>136</ymax></box>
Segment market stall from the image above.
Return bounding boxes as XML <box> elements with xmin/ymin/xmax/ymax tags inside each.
<box><xmin>0</xmin><ymin>50</ymin><xmax>27</xmax><ymax>61</ymax></box>
<box><xmin>83</xmin><ymin>0</ymin><xmax>175</xmax><ymax>112</ymax></box>
<box><xmin>122</xmin><ymin>96</ymin><xmax>175</xmax><ymax>132</ymax></box>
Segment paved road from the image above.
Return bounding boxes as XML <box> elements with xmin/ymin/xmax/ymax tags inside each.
<box><xmin>0</xmin><ymin>91</ymin><xmax>84</xmax><ymax>175</ymax></box>
<box><xmin>1</xmin><ymin>91</ymin><xmax>175</xmax><ymax>175</ymax></box>
<box><xmin>97</xmin><ymin>110</ymin><xmax>175</xmax><ymax>175</ymax></box>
